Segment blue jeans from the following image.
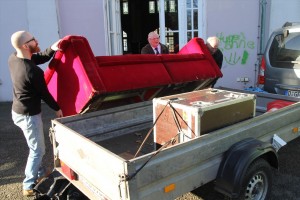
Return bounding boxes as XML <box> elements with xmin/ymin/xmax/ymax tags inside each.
<box><xmin>12</xmin><ymin>111</ymin><xmax>46</xmax><ymax>190</ymax></box>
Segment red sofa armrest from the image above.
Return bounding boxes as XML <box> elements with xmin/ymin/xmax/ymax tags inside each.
<box><xmin>46</xmin><ymin>35</ymin><xmax>106</xmax><ymax>116</ymax></box>
<box><xmin>178</xmin><ymin>37</ymin><xmax>222</xmax><ymax>78</ymax></box>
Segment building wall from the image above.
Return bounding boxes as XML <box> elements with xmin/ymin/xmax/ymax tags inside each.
<box><xmin>0</xmin><ymin>0</ymin><xmax>106</xmax><ymax>102</ymax></box>
<box><xmin>56</xmin><ymin>0</ymin><xmax>106</xmax><ymax>56</ymax></box>
<box><xmin>0</xmin><ymin>0</ymin><xmax>59</xmax><ymax>102</ymax></box>
<box><xmin>206</xmin><ymin>0</ymin><xmax>260</xmax><ymax>90</ymax></box>
<box><xmin>268</xmin><ymin>0</ymin><xmax>300</xmax><ymax>36</ymax></box>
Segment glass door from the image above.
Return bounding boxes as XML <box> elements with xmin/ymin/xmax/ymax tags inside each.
<box><xmin>117</xmin><ymin>0</ymin><xmax>206</xmax><ymax>54</ymax></box>
<box><xmin>159</xmin><ymin>0</ymin><xmax>206</xmax><ymax>51</ymax></box>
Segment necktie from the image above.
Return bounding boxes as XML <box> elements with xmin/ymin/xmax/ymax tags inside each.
<box><xmin>154</xmin><ymin>47</ymin><xmax>159</xmax><ymax>55</ymax></box>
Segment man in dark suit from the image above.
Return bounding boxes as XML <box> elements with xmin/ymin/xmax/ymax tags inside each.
<box><xmin>141</xmin><ymin>32</ymin><xmax>169</xmax><ymax>54</ymax></box>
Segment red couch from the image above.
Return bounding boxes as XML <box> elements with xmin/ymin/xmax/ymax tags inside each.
<box><xmin>46</xmin><ymin>35</ymin><xmax>222</xmax><ymax>116</ymax></box>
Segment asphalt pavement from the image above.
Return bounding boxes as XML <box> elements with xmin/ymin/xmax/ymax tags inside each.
<box><xmin>0</xmin><ymin>102</ymin><xmax>55</xmax><ymax>200</ymax></box>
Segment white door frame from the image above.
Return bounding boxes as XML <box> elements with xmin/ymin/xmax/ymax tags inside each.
<box><xmin>104</xmin><ymin>0</ymin><xmax>122</xmax><ymax>55</ymax></box>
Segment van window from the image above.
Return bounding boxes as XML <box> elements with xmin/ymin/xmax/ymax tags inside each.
<box><xmin>269</xmin><ymin>32</ymin><xmax>300</xmax><ymax>69</ymax></box>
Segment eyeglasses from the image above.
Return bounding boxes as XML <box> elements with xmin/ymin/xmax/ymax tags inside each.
<box><xmin>24</xmin><ymin>37</ymin><xmax>36</xmax><ymax>44</ymax></box>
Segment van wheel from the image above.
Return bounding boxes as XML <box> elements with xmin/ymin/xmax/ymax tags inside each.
<box><xmin>236</xmin><ymin>158</ymin><xmax>272</xmax><ymax>200</ymax></box>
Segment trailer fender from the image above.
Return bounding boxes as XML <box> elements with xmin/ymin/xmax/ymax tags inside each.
<box><xmin>214</xmin><ymin>138</ymin><xmax>278</xmax><ymax>198</ymax></box>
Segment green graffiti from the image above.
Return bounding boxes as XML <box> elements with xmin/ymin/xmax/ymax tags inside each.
<box><xmin>247</xmin><ymin>41</ymin><xmax>255</xmax><ymax>49</ymax></box>
<box><xmin>225</xmin><ymin>52</ymin><xmax>241</xmax><ymax>65</ymax></box>
<box><xmin>241</xmin><ymin>50</ymin><xmax>249</xmax><ymax>64</ymax></box>
<box><xmin>216</xmin><ymin>32</ymin><xmax>255</xmax><ymax>66</ymax></box>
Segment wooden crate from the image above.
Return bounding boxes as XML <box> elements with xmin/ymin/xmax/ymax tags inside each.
<box><xmin>153</xmin><ymin>88</ymin><xmax>256</xmax><ymax>146</ymax></box>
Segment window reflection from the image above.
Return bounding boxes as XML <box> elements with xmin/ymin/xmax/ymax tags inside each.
<box><xmin>187</xmin><ymin>10</ymin><xmax>191</xmax><ymax>30</ymax></box>
<box><xmin>193</xmin><ymin>10</ymin><xmax>198</xmax><ymax>29</ymax></box>
<box><xmin>186</xmin><ymin>0</ymin><xmax>198</xmax><ymax>42</ymax></box>
<box><xmin>155</xmin><ymin>27</ymin><xmax>178</xmax><ymax>54</ymax></box>
<box><xmin>123</xmin><ymin>31</ymin><xmax>128</xmax><ymax>52</ymax></box>
<box><xmin>187</xmin><ymin>0</ymin><xmax>191</xmax><ymax>8</ymax></box>
<box><xmin>193</xmin><ymin>0</ymin><xmax>198</xmax><ymax>8</ymax></box>
<box><xmin>122</xmin><ymin>1</ymin><xmax>128</xmax><ymax>15</ymax></box>
<box><xmin>170</xmin><ymin>0</ymin><xmax>176</xmax><ymax>12</ymax></box>
<box><xmin>187</xmin><ymin>32</ymin><xmax>192</xmax><ymax>41</ymax></box>
<box><xmin>149</xmin><ymin>1</ymin><xmax>155</xmax><ymax>13</ymax></box>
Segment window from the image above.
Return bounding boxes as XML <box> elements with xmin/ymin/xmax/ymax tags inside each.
<box><xmin>123</xmin><ymin>31</ymin><xmax>128</xmax><ymax>52</ymax></box>
<box><xmin>149</xmin><ymin>1</ymin><xmax>155</xmax><ymax>13</ymax></box>
<box><xmin>186</xmin><ymin>0</ymin><xmax>198</xmax><ymax>41</ymax></box>
<box><xmin>269</xmin><ymin>32</ymin><xmax>300</xmax><ymax>69</ymax></box>
<box><xmin>169</xmin><ymin>0</ymin><xmax>176</xmax><ymax>12</ymax></box>
<box><xmin>166</xmin><ymin>31</ymin><xmax>175</xmax><ymax>52</ymax></box>
<box><xmin>156</xmin><ymin>27</ymin><xmax>177</xmax><ymax>53</ymax></box>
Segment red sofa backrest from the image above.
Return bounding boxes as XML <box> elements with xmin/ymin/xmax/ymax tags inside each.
<box><xmin>160</xmin><ymin>53</ymin><xmax>218</xmax><ymax>83</ymax></box>
<box><xmin>95</xmin><ymin>54</ymin><xmax>172</xmax><ymax>92</ymax></box>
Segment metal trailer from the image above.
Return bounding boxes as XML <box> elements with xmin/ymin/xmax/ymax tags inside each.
<box><xmin>50</xmin><ymin>89</ymin><xmax>300</xmax><ymax>200</ymax></box>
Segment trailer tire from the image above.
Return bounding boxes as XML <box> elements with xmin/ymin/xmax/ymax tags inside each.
<box><xmin>235</xmin><ymin>158</ymin><xmax>272</xmax><ymax>200</ymax></box>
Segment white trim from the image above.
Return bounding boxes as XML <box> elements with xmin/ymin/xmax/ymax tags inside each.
<box><xmin>178</xmin><ymin>0</ymin><xmax>187</xmax><ymax>48</ymax></box>
<box><xmin>55</xmin><ymin>0</ymin><xmax>62</xmax><ymax>37</ymax></box>
<box><xmin>159</xmin><ymin>0</ymin><xmax>166</xmax><ymax>44</ymax></box>
<box><xmin>103</xmin><ymin>0</ymin><xmax>110</xmax><ymax>55</ymax></box>
<box><xmin>114</xmin><ymin>0</ymin><xmax>122</xmax><ymax>55</ymax></box>
<box><xmin>104</xmin><ymin>0</ymin><xmax>122</xmax><ymax>55</ymax></box>
<box><xmin>199</xmin><ymin>0</ymin><xmax>207</xmax><ymax>39</ymax></box>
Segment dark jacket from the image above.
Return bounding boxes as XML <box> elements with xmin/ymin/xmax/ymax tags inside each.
<box><xmin>210</xmin><ymin>49</ymin><xmax>224</xmax><ymax>87</ymax></box>
<box><xmin>141</xmin><ymin>43</ymin><xmax>169</xmax><ymax>54</ymax></box>
<box><xmin>212</xmin><ymin>49</ymin><xmax>223</xmax><ymax>69</ymax></box>
<box><xmin>8</xmin><ymin>48</ymin><xmax>60</xmax><ymax>115</ymax></box>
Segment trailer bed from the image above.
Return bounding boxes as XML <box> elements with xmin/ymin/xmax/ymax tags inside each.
<box><xmin>97</xmin><ymin>128</ymin><xmax>154</xmax><ymax>160</ymax></box>
<box><xmin>51</xmin><ymin>89</ymin><xmax>300</xmax><ymax>200</ymax></box>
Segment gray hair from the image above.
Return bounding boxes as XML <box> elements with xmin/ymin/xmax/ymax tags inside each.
<box><xmin>148</xmin><ymin>31</ymin><xmax>159</xmax><ymax>39</ymax></box>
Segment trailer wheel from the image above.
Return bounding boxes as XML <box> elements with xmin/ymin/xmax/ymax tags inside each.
<box><xmin>236</xmin><ymin>158</ymin><xmax>272</xmax><ymax>200</ymax></box>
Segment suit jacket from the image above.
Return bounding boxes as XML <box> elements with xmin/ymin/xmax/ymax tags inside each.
<box><xmin>141</xmin><ymin>43</ymin><xmax>169</xmax><ymax>54</ymax></box>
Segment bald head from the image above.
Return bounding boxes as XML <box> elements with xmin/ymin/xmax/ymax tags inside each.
<box><xmin>206</xmin><ymin>36</ymin><xmax>220</xmax><ymax>54</ymax></box>
<box><xmin>207</xmin><ymin>36</ymin><xmax>220</xmax><ymax>47</ymax></box>
<box><xmin>11</xmin><ymin>31</ymin><xmax>33</xmax><ymax>49</ymax></box>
